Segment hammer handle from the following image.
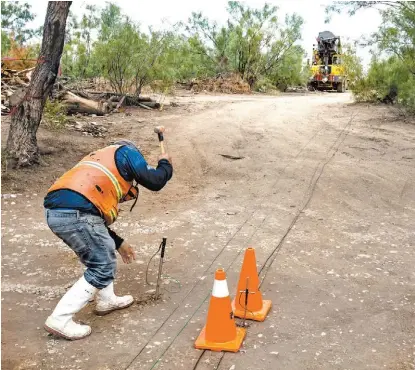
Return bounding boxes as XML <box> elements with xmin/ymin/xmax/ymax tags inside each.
<box><xmin>159</xmin><ymin>141</ymin><xmax>166</xmax><ymax>154</ymax></box>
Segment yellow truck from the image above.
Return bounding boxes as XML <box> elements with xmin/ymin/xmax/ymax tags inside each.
<box><xmin>308</xmin><ymin>31</ymin><xmax>347</xmax><ymax>93</ymax></box>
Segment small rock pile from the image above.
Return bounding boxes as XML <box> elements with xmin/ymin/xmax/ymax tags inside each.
<box><xmin>66</xmin><ymin>121</ymin><xmax>108</xmax><ymax>137</ymax></box>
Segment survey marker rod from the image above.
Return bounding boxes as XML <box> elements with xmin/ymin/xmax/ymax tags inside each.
<box><xmin>155</xmin><ymin>237</ymin><xmax>167</xmax><ymax>299</ymax></box>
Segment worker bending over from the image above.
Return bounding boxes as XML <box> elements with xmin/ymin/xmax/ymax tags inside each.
<box><xmin>43</xmin><ymin>139</ymin><xmax>173</xmax><ymax>340</ymax></box>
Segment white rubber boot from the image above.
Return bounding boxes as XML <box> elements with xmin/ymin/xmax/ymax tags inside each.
<box><xmin>95</xmin><ymin>282</ymin><xmax>134</xmax><ymax>316</ymax></box>
<box><xmin>79</xmin><ymin>261</ymin><xmax>94</xmax><ymax>303</ymax></box>
<box><xmin>44</xmin><ymin>276</ymin><xmax>97</xmax><ymax>340</ymax></box>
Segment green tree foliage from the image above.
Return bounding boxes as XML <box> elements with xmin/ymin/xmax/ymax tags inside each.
<box><xmin>55</xmin><ymin>1</ymin><xmax>307</xmax><ymax>93</ymax></box>
<box><xmin>92</xmin><ymin>6</ymin><xmax>179</xmax><ymax>95</ymax></box>
<box><xmin>267</xmin><ymin>45</ymin><xmax>306</xmax><ymax>91</ymax></box>
<box><xmin>99</xmin><ymin>2</ymin><xmax>123</xmax><ymax>42</ymax></box>
<box><xmin>61</xmin><ymin>6</ymin><xmax>100</xmax><ymax>78</ymax></box>
<box><xmin>61</xmin><ymin>12</ymin><xmax>80</xmax><ymax>76</ymax></box>
<box><xmin>1</xmin><ymin>30</ymin><xmax>11</xmax><ymax>55</ymax></box>
<box><xmin>185</xmin><ymin>12</ymin><xmax>231</xmax><ymax>75</ymax></box>
<box><xmin>1</xmin><ymin>1</ymin><xmax>39</xmax><ymax>55</ymax></box>
<box><xmin>94</xmin><ymin>20</ymin><xmax>138</xmax><ymax>93</ymax></box>
<box><xmin>169</xmin><ymin>35</ymin><xmax>216</xmax><ymax>80</ymax></box>
<box><xmin>1</xmin><ymin>1</ymin><xmax>36</xmax><ymax>44</ymax></box>
<box><xmin>185</xmin><ymin>2</ymin><xmax>305</xmax><ymax>89</ymax></box>
<box><xmin>61</xmin><ymin>3</ymin><xmax>183</xmax><ymax>93</ymax></box>
<box><xmin>326</xmin><ymin>1</ymin><xmax>415</xmax><ymax>112</ymax></box>
<box><xmin>341</xmin><ymin>43</ymin><xmax>364</xmax><ymax>89</ymax></box>
<box><xmin>353</xmin><ymin>56</ymin><xmax>415</xmax><ymax>112</ymax></box>
<box><xmin>78</xmin><ymin>5</ymin><xmax>100</xmax><ymax>77</ymax></box>
<box><xmin>376</xmin><ymin>3</ymin><xmax>415</xmax><ymax>76</ymax></box>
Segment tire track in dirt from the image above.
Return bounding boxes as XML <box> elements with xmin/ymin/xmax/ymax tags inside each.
<box><xmin>154</xmin><ymin>115</ymin><xmax>355</xmax><ymax>370</ymax></box>
<box><xmin>1</xmin><ymin>93</ymin><xmax>356</xmax><ymax>370</ymax></box>
<box><xmin>124</xmin><ymin>108</ymin><xmax>354</xmax><ymax>370</ymax></box>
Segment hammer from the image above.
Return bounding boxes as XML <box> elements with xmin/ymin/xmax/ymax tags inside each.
<box><xmin>154</xmin><ymin>126</ymin><xmax>166</xmax><ymax>154</ymax></box>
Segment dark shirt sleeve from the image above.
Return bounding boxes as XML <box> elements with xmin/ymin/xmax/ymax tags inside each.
<box><xmin>107</xmin><ymin>227</ymin><xmax>124</xmax><ymax>250</ymax></box>
<box><xmin>136</xmin><ymin>159</ymin><xmax>173</xmax><ymax>191</ymax></box>
<box><xmin>117</xmin><ymin>146</ymin><xmax>173</xmax><ymax>191</ymax></box>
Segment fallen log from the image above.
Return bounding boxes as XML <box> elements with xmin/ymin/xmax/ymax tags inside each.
<box><xmin>115</xmin><ymin>95</ymin><xmax>126</xmax><ymax>110</ymax></box>
<box><xmin>139</xmin><ymin>101</ymin><xmax>161</xmax><ymax>109</ymax></box>
<box><xmin>62</xmin><ymin>91</ymin><xmax>110</xmax><ymax>116</ymax></box>
<box><xmin>1</xmin><ymin>104</ymin><xmax>10</xmax><ymax>115</ymax></box>
<box><xmin>16</xmin><ymin>67</ymin><xmax>36</xmax><ymax>75</ymax></box>
<box><xmin>26</xmin><ymin>70</ymin><xmax>33</xmax><ymax>81</ymax></box>
<box><xmin>14</xmin><ymin>76</ymin><xmax>29</xmax><ymax>86</ymax></box>
<box><xmin>138</xmin><ymin>102</ymin><xmax>152</xmax><ymax>110</ymax></box>
<box><xmin>107</xmin><ymin>95</ymin><xmax>120</xmax><ymax>103</ymax></box>
<box><xmin>68</xmin><ymin>90</ymin><xmax>93</xmax><ymax>99</ymax></box>
<box><xmin>85</xmin><ymin>91</ymin><xmax>154</xmax><ymax>103</ymax></box>
<box><xmin>136</xmin><ymin>96</ymin><xmax>153</xmax><ymax>102</ymax></box>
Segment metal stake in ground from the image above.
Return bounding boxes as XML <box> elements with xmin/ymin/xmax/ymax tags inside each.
<box><xmin>155</xmin><ymin>237</ymin><xmax>167</xmax><ymax>299</ymax></box>
<box><xmin>240</xmin><ymin>277</ymin><xmax>255</xmax><ymax>328</ymax></box>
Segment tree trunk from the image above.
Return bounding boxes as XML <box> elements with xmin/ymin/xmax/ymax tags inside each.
<box><xmin>247</xmin><ymin>75</ymin><xmax>256</xmax><ymax>90</ymax></box>
<box><xmin>6</xmin><ymin>1</ymin><xmax>72</xmax><ymax>168</ymax></box>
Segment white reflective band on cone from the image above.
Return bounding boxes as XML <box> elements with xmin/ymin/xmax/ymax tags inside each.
<box><xmin>212</xmin><ymin>279</ymin><xmax>229</xmax><ymax>298</ymax></box>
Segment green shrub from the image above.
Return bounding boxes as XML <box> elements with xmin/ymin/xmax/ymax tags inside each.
<box><xmin>254</xmin><ymin>77</ymin><xmax>278</xmax><ymax>93</ymax></box>
<box><xmin>42</xmin><ymin>99</ymin><xmax>68</xmax><ymax>130</ymax></box>
<box><xmin>351</xmin><ymin>56</ymin><xmax>415</xmax><ymax>113</ymax></box>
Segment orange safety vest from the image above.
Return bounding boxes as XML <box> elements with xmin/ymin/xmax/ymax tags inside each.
<box><xmin>48</xmin><ymin>145</ymin><xmax>138</xmax><ymax>225</ymax></box>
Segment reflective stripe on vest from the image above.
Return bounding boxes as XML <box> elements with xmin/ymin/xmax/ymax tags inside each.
<box><xmin>76</xmin><ymin>161</ymin><xmax>123</xmax><ymax>201</ymax></box>
<box><xmin>109</xmin><ymin>209</ymin><xmax>117</xmax><ymax>222</ymax></box>
<box><xmin>47</xmin><ymin>145</ymin><xmax>136</xmax><ymax>226</ymax></box>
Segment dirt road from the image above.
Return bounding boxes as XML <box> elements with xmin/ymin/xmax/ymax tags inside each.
<box><xmin>2</xmin><ymin>92</ymin><xmax>414</xmax><ymax>370</ymax></box>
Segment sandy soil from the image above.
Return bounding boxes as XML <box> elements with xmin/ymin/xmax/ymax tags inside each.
<box><xmin>1</xmin><ymin>92</ymin><xmax>414</xmax><ymax>370</ymax></box>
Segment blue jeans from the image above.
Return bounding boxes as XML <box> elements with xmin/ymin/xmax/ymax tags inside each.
<box><xmin>45</xmin><ymin>209</ymin><xmax>117</xmax><ymax>289</ymax></box>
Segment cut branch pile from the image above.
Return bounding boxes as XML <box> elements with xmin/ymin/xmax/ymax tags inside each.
<box><xmin>51</xmin><ymin>80</ymin><xmax>162</xmax><ymax>115</ymax></box>
<box><xmin>2</xmin><ymin>70</ymin><xmax>164</xmax><ymax>116</ymax></box>
<box><xmin>188</xmin><ymin>73</ymin><xmax>251</xmax><ymax>94</ymax></box>
<box><xmin>1</xmin><ymin>67</ymin><xmax>35</xmax><ymax>115</ymax></box>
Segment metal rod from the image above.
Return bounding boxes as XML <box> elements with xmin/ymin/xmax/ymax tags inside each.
<box><xmin>242</xmin><ymin>277</ymin><xmax>249</xmax><ymax>328</ymax></box>
<box><xmin>239</xmin><ymin>277</ymin><xmax>255</xmax><ymax>327</ymax></box>
<box><xmin>155</xmin><ymin>237</ymin><xmax>167</xmax><ymax>299</ymax></box>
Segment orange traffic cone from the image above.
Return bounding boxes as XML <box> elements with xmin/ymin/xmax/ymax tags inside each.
<box><xmin>232</xmin><ymin>247</ymin><xmax>272</xmax><ymax>322</ymax></box>
<box><xmin>195</xmin><ymin>268</ymin><xmax>246</xmax><ymax>352</ymax></box>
